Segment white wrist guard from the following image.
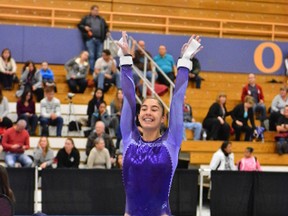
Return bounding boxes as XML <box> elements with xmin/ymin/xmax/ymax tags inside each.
<box><xmin>182</xmin><ymin>39</ymin><xmax>201</xmax><ymax>59</ymax></box>
<box><xmin>120</xmin><ymin>56</ymin><xmax>133</xmax><ymax>66</ymax></box>
<box><xmin>177</xmin><ymin>58</ymin><xmax>193</xmax><ymax>70</ymax></box>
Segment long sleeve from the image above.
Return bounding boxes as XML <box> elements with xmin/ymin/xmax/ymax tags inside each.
<box><xmin>241</xmin><ymin>85</ymin><xmax>248</xmax><ymax>102</ymax></box>
<box><xmin>248</xmin><ymin>108</ymin><xmax>255</xmax><ymax>129</ymax></box>
<box><xmin>40</xmin><ymin>100</ymin><xmax>50</xmax><ymax>118</ymax></box>
<box><xmin>33</xmin><ymin>147</ymin><xmax>43</xmax><ymax>166</ymax></box>
<box><xmin>271</xmin><ymin>95</ymin><xmax>281</xmax><ymax>112</ymax></box>
<box><xmin>168</xmin><ymin>67</ymin><xmax>189</xmax><ymax>146</ymax></box>
<box><xmin>54</xmin><ymin>99</ymin><xmax>61</xmax><ymax>117</ymax></box>
<box><xmin>87</xmin><ymin>148</ymin><xmax>96</xmax><ymax>168</ymax></box>
<box><xmin>33</xmin><ymin>71</ymin><xmax>43</xmax><ymax>89</ymax></box>
<box><xmin>0</xmin><ymin>58</ymin><xmax>5</xmax><ymax>72</ymax></box>
<box><xmin>1</xmin><ymin>97</ymin><xmax>9</xmax><ymax>118</ymax></box>
<box><xmin>120</xmin><ymin>61</ymin><xmax>138</xmax><ymax>150</ymax></box>
<box><xmin>105</xmin><ymin>149</ymin><xmax>111</xmax><ymax>169</ymax></box>
<box><xmin>11</xmin><ymin>58</ymin><xmax>17</xmax><ymax>73</ymax></box>
<box><xmin>256</xmin><ymin>159</ymin><xmax>262</xmax><ymax>171</ymax></box>
<box><xmin>65</xmin><ymin>58</ymin><xmax>76</xmax><ymax>79</ymax></box>
<box><xmin>210</xmin><ymin>151</ymin><xmax>221</xmax><ymax>170</ymax></box>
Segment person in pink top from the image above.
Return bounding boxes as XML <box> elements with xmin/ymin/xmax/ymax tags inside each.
<box><xmin>238</xmin><ymin>147</ymin><xmax>262</xmax><ymax>171</ymax></box>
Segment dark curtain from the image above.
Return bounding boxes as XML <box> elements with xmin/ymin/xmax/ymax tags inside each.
<box><xmin>7</xmin><ymin>168</ymin><xmax>35</xmax><ymax>215</ymax></box>
<box><xmin>42</xmin><ymin>169</ymin><xmax>198</xmax><ymax>215</ymax></box>
<box><xmin>210</xmin><ymin>171</ymin><xmax>254</xmax><ymax>216</ymax></box>
<box><xmin>253</xmin><ymin>172</ymin><xmax>288</xmax><ymax>216</ymax></box>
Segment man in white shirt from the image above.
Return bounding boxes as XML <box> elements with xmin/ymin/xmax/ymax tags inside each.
<box><xmin>94</xmin><ymin>49</ymin><xmax>121</xmax><ymax>92</ymax></box>
<box><xmin>39</xmin><ymin>87</ymin><xmax>63</xmax><ymax>137</ymax></box>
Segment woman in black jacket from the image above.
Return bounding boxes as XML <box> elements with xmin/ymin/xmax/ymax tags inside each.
<box><xmin>87</xmin><ymin>88</ymin><xmax>104</xmax><ymax>127</ymax></box>
<box><xmin>203</xmin><ymin>93</ymin><xmax>230</xmax><ymax>140</ymax></box>
<box><xmin>232</xmin><ymin>95</ymin><xmax>255</xmax><ymax>141</ymax></box>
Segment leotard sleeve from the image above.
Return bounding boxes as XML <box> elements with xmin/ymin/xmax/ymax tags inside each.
<box><xmin>120</xmin><ymin>56</ymin><xmax>139</xmax><ymax>152</ymax></box>
<box><xmin>167</xmin><ymin>59</ymin><xmax>191</xmax><ymax>148</ymax></box>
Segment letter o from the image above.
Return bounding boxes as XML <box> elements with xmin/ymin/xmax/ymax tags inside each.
<box><xmin>254</xmin><ymin>42</ymin><xmax>282</xmax><ymax>74</ymax></box>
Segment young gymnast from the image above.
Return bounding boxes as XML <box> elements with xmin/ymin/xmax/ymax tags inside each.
<box><xmin>118</xmin><ymin>31</ymin><xmax>202</xmax><ymax>216</ymax></box>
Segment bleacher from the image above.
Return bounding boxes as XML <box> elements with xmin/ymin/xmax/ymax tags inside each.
<box><xmin>0</xmin><ymin>0</ymin><xmax>287</xmax><ymax>169</ymax></box>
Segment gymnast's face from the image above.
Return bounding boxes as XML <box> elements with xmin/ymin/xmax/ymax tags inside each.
<box><xmin>138</xmin><ymin>98</ymin><xmax>164</xmax><ymax>131</ymax></box>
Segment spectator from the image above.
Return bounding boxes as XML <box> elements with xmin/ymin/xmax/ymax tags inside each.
<box><xmin>39</xmin><ymin>61</ymin><xmax>57</xmax><ymax>91</ymax></box>
<box><xmin>115</xmin><ymin>153</ymin><xmax>123</xmax><ymax>169</ymax></box>
<box><xmin>153</xmin><ymin>45</ymin><xmax>176</xmax><ymax>87</ymax></box>
<box><xmin>238</xmin><ymin>147</ymin><xmax>262</xmax><ymax>171</ymax></box>
<box><xmin>33</xmin><ymin>137</ymin><xmax>54</xmax><ymax>169</ymax></box>
<box><xmin>56</xmin><ymin>138</ymin><xmax>80</xmax><ymax>168</ymax></box>
<box><xmin>0</xmin><ymin>87</ymin><xmax>13</xmax><ymax>129</ymax></box>
<box><xmin>90</xmin><ymin>101</ymin><xmax>111</xmax><ymax>129</ymax></box>
<box><xmin>78</xmin><ymin>5</ymin><xmax>109</xmax><ymax>74</ymax></box>
<box><xmin>275</xmin><ymin>105</ymin><xmax>288</xmax><ymax>155</ymax></box>
<box><xmin>0</xmin><ymin>165</ymin><xmax>15</xmax><ymax>202</ymax></box>
<box><xmin>231</xmin><ymin>96</ymin><xmax>255</xmax><ymax>141</ymax></box>
<box><xmin>109</xmin><ymin>89</ymin><xmax>123</xmax><ymax>137</ymax></box>
<box><xmin>241</xmin><ymin>73</ymin><xmax>266</xmax><ymax>123</ymax></box>
<box><xmin>131</xmin><ymin>40</ymin><xmax>156</xmax><ymax>92</ymax></box>
<box><xmin>269</xmin><ymin>86</ymin><xmax>288</xmax><ymax>131</ymax></box>
<box><xmin>94</xmin><ymin>49</ymin><xmax>120</xmax><ymax>92</ymax></box>
<box><xmin>0</xmin><ymin>48</ymin><xmax>17</xmax><ymax>90</ymax></box>
<box><xmin>65</xmin><ymin>51</ymin><xmax>89</xmax><ymax>93</ymax></box>
<box><xmin>16</xmin><ymin>89</ymin><xmax>38</xmax><ymax>136</ymax></box>
<box><xmin>39</xmin><ymin>87</ymin><xmax>63</xmax><ymax>137</ymax></box>
<box><xmin>17</xmin><ymin>60</ymin><xmax>44</xmax><ymax>102</ymax></box>
<box><xmin>189</xmin><ymin>57</ymin><xmax>202</xmax><ymax>89</ymax></box>
<box><xmin>203</xmin><ymin>93</ymin><xmax>230</xmax><ymax>141</ymax></box>
<box><xmin>2</xmin><ymin>120</ymin><xmax>33</xmax><ymax>167</ymax></box>
<box><xmin>182</xmin><ymin>96</ymin><xmax>202</xmax><ymax>140</ymax></box>
<box><xmin>87</xmin><ymin>137</ymin><xmax>111</xmax><ymax>169</ymax></box>
<box><xmin>210</xmin><ymin>141</ymin><xmax>236</xmax><ymax>170</ymax></box>
<box><xmin>86</xmin><ymin>121</ymin><xmax>115</xmax><ymax>158</ymax></box>
<box><xmin>87</xmin><ymin>88</ymin><xmax>104</xmax><ymax>127</ymax></box>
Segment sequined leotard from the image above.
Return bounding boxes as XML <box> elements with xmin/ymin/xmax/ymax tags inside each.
<box><xmin>120</xmin><ymin>62</ymin><xmax>189</xmax><ymax>216</ymax></box>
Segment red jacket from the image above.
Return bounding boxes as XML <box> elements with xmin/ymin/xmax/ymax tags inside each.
<box><xmin>241</xmin><ymin>84</ymin><xmax>264</xmax><ymax>102</ymax></box>
<box><xmin>2</xmin><ymin>127</ymin><xmax>30</xmax><ymax>153</ymax></box>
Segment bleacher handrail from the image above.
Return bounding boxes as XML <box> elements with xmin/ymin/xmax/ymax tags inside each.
<box><xmin>0</xmin><ymin>3</ymin><xmax>287</xmax><ymax>40</ymax></box>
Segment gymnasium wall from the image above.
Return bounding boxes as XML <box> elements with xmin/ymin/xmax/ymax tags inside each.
<box><xmin>0</xmin><ymin>24</ymin><xmax>288</xmax><ymax>75</ymax></box>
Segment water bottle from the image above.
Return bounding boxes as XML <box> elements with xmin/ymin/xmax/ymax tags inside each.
<box><xmin>202</xmin><ymin>131</ymin><xmax>207</xmax><ymax>141</ymax></box>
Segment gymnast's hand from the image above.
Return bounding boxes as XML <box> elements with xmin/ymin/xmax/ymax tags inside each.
<box><xmin>116</xmin><ymin>31</ymin><xmax>130</xmax><ymax>56</ymax></box>
<box><xmin>180</xmin><ymin>35</ymin><xmax>203</xmax><ymax>59</ymax></box>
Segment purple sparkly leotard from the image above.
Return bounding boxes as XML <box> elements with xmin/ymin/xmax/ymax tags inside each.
<box><xmin>120</xmin><ymin>61</ymin><xmax>189</xmax><ymax>216</ymax></box>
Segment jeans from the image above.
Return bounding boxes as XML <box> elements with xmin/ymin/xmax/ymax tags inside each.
<box><xmin>183</xmin><ymin>122</ymin><xmax>202</xmax><ymax>140</ymax></box>
<box><xmin>5</xmin><ymin>152</ymin><xmax>33</xmax><ymax>167</ymax></box>
<box><xmin>39</xmin><ymin>116</ymin><xmax>63</xmax><ymax>137</ymax></box>
<box><xmin>190</xmin><ymin>74</ymin><xmax>202</xmax><ymax>89</ymax></box>
<box><xmin>85</xmin><ymin>38</ymin><xmax>104</xmax><ymax>73</ymax></box>
<box><xmin>18</xmin><ymin>113</ymin><xmax>38</xmax><ymax>136</ymax></box>
<box><xmin>67</xmin><ymin>78</ymin><xmax>87</xmax><ymax>93</ymax></box>
<box><xmin>94</xmin><ymin>72</ymin><xmax>121</xmax><ymax>90</ymax></box>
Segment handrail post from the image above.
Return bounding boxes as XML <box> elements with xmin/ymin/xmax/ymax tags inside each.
<box><xmin>199</xmin><ymin>168</ymin><xmax>204</xmax><ymax>216</ymax></box>
<box><xmin>34</xmin><ymin>167</ymin><xmax>39</xmax><ymax>213</ymax></box>
<box><xmin>142</xmin><ymin>56</ymin><xmax>148</xmax><ymax>98</ymax></box>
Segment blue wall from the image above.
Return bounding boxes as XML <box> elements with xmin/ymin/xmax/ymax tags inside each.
<box><xmin>0</xmin><ymin>24</ymin><xmax>287</xmax><ymax>75</ymax></box>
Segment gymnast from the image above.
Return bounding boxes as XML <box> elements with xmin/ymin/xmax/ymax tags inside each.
<box><xmin>117</xmin><ymin>31</ymin><xmax>202</xmax><ymax>216</ymax></box>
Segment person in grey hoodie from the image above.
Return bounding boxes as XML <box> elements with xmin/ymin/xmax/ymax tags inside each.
<box><xmin>33</xmin><ymin>137</ymin><xmax>54</xmax><ymax>169</ymax></box>
<box><xmin>65</xmin><ymin>51</ymin><xmax>89</xmax><ymax>93</ymax></box>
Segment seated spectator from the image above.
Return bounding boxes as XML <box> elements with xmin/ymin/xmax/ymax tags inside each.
<box><xmin>33</xmin><ymin>137</ymin><xmax>54</xmax><ymax>169</ymax></box>
<box><xmin>209</xmin><ymin>141</ymin><xmax>236</xmax><ymax>170</ymax></box>
<box><xmin>109</xmin><ymin>88</ymin><xmax>123</xmax><ymax>137</ymax></box>
<box><xmin>115</xmin><ymin>153</ymin><xmax>123</xmax><ymax>169</ymax></box>
<box><xmin>189</xmin><ymin>57</ymin><xmax>202</xmax><ymax>89</ymax></box>
<box><xmin>183</xmin><ymin>96</ymin><xmax>202</xmax><ymax>140</ymax></box>
<box><xmin>0</xmin><ymin>165</ymin><xmax>15</xmax><ymax>203</ymax></box>
<box><xmin>269</xmin><ymin>86</ymin><xmax>288</xmax><ymax>131</ymax></box>
<box><xmin>238</xmin><ymin>147</ymin><xmax>262</xmax><ymax>171</ymax></box>
<box><xmin>203</xmin><ymin>93</ymin><xmax>230</xmax><ymax>141</ymax></box>
<box><xmin>56</xmin><ymin>138</ymin><xmax>80</xmax><ymax>168</ymax></box>
<box><xmin>39</xmin><ymin>87</ymin><xmax>63</xmax><ymax>137</ymax></box>
<box><xmin>153</xmin><ymin>45</ymin><xmax>176</xmax><ymax>87</ymax></box>
<box><xmin>0</xmin><ymin>48</ymin><xmax>17</xmax><ymax>90</ymax></box>
<box><xmin>17</xmin><ymin>60</ymin><xmax>44</xmax><ymax>102</ymax></box>
<box><xmin>87</xmin><ymin>137</ymin><xmax>111</xmax><ymax>169</ymax></box>
<box><xmin>94</xmin><ymin>49</ymin><xmax>120</xmax><ymax>92</ymax></box>
<box><xmin>0</xmin><ymin>87</ymin><xmax>13</xmax><ymax>129</ymax></box>
<box><xmin>131</xmin><ymin>40</ymin><xmax>156</xmax><ymax>93</ymax></box>
<box><xmin>86</xmin><ymin>121</ymin><xmax>115</xmax><ymax>158</ymax></box>
<box><xmin>90</xmin><ymin>101</ymin><xmax>111</xmax><ymax>129</ymax></box>
<box><xmin>39</xmin><ymin>61</ymin><xmax>57</xmax><ymax>92</ymax></box>
<box><xmin>241</xmin><ymin>73</ymin><xmax>266</xmax><ymax>123</ymax></box>
<box><xmin>87</xmin><ymin>88</ymin><xmax>104</xmax><ymax>127</ymax></box>
<box><xmin>16</xmin><ymin>89</ymin><xmax>38</xmax><ymax>136</ymax></box>
<box><xmin>2</xmin><ymin>120</ymin><xmax>33</xmax><ymax>167</ymax></box>
<box><xmin>231</xmin><ymin>96</ymin><xmax>255</xmax><ymax>141</ymax></box>
<box><xmin>65</xmin><ymin>51</ymin><xmax>89</xmax><ymax>93</ymax></box>
<box><xmin>275</xmin><ymin>105</ymin><xmax>288</xmax><ymax>155</ymax></box>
